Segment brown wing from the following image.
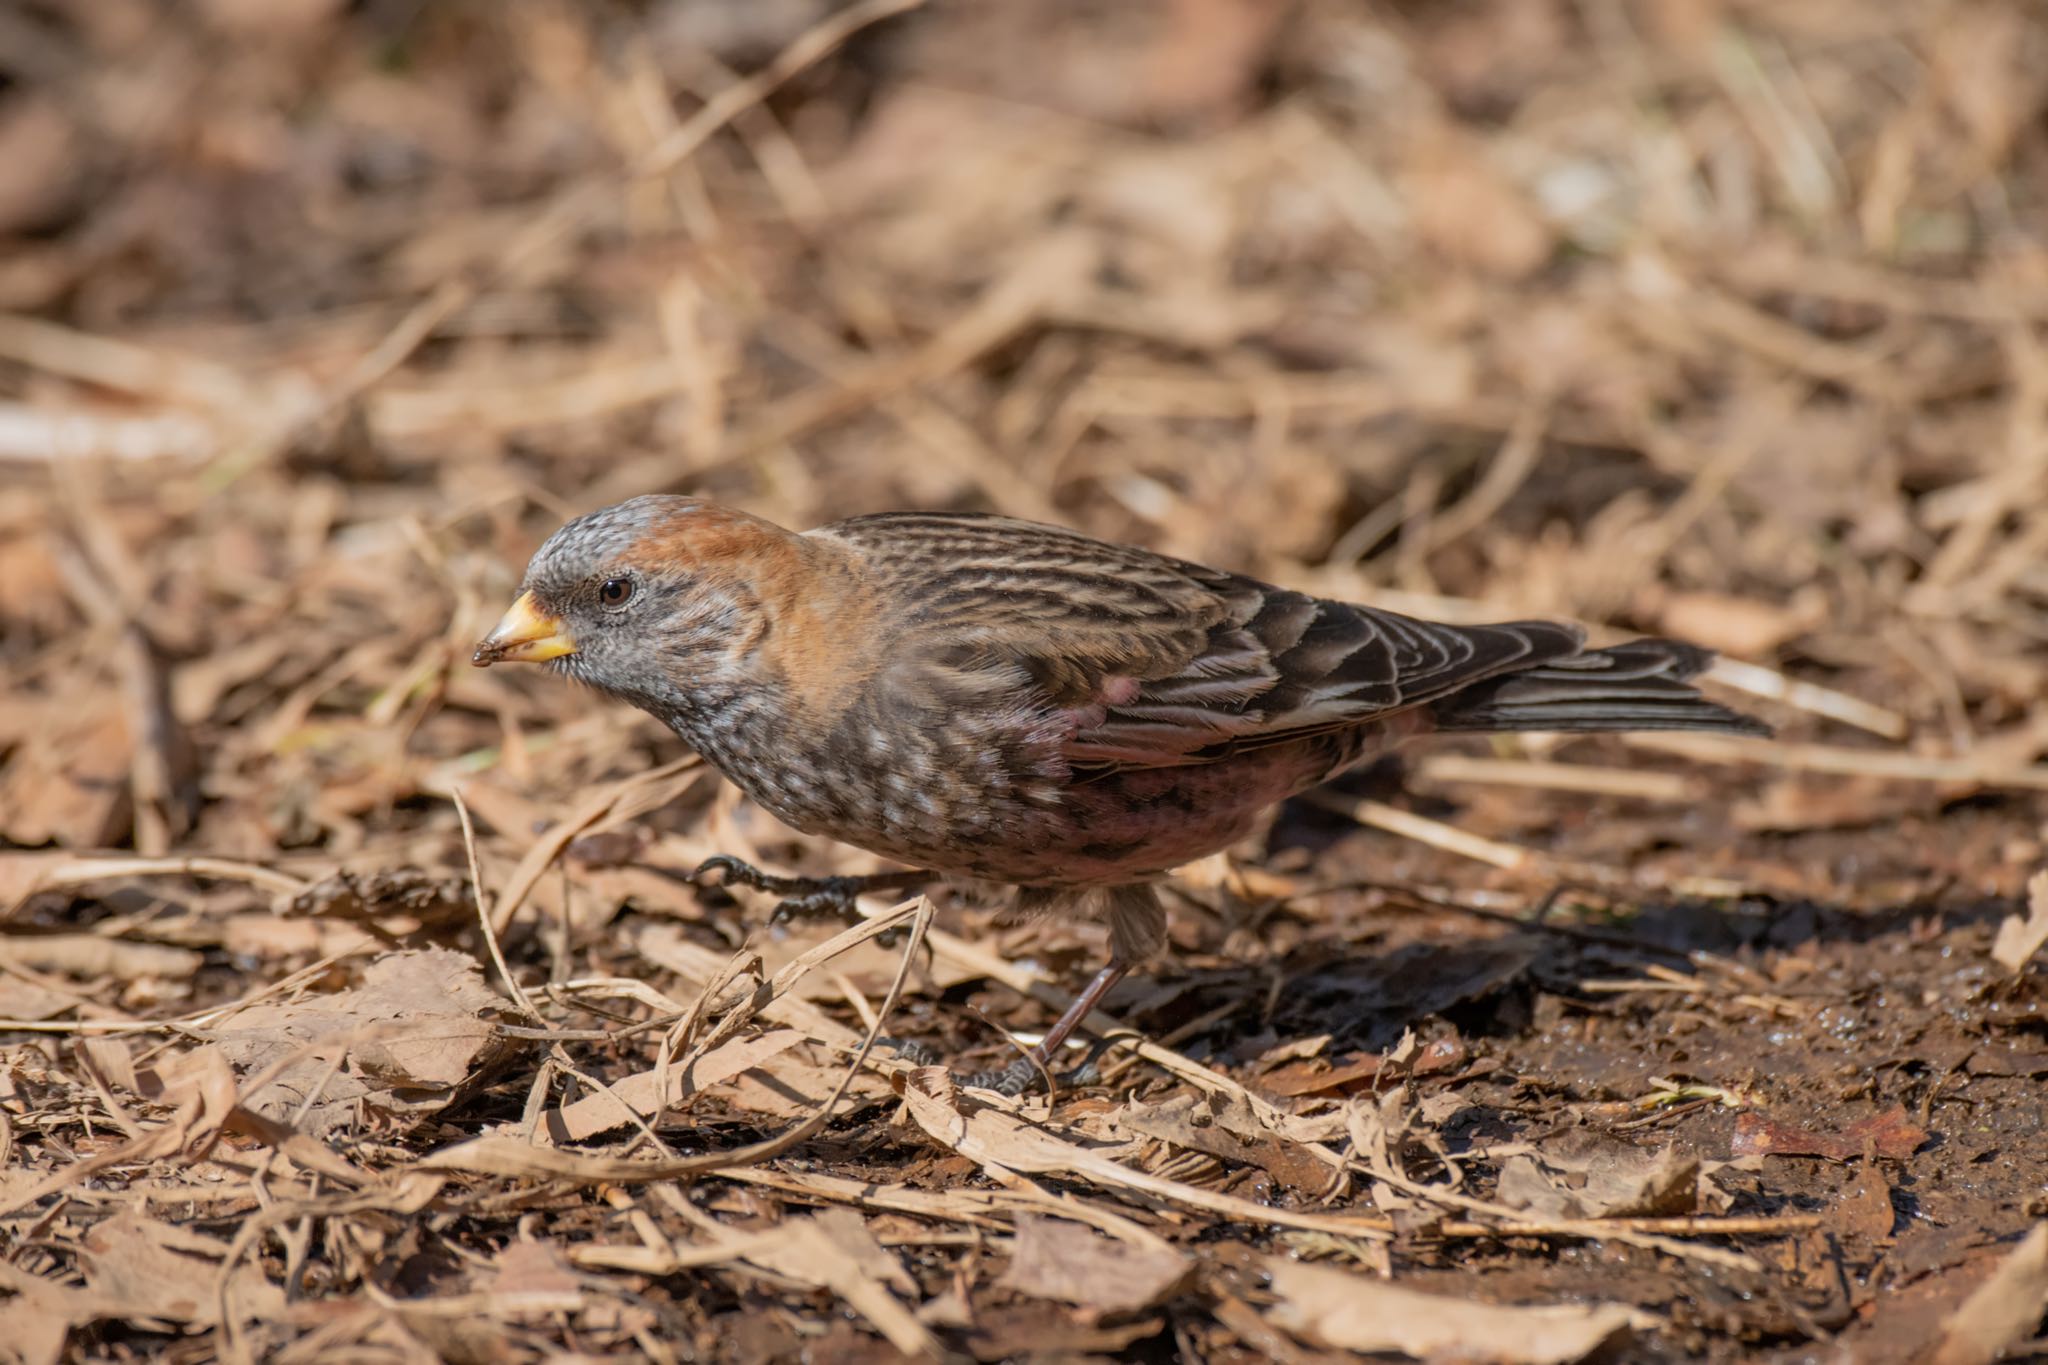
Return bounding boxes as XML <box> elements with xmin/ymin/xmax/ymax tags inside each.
<box><xmin>815</xmin><ymin>511</ymin><xmax>1588</xmax><ymax>769</ymax></box>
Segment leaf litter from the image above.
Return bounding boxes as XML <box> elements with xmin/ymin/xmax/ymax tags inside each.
<box><xmin>2</xmin><ymin>0</ymin><xmax>2047</xmax><ymax>1360</ymax></box>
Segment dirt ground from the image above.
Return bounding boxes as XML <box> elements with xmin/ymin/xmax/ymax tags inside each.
<box><xmin>3</xmin><ymin>1</ymin><xmax>2047</xmax><ymax>1361</ymax></box>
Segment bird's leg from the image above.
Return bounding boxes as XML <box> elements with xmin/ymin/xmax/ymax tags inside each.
<box><xmin>901</xmin><ymin>883</ymin><xmax>1162</xmax><ymax>1095</ymax></box>
<box><xmin>888</xmin><ymin>961</ymin><xmax>1130</xmax><ymax>1096</ymax></box>
<box><xmin>903</xmin><ymin>957</ymin><xmax>1132</xmax><ymax>1097</ymax></box>
<box><xmin>688</xmin><ymin>855</ymin><xmax>929</xmax><ymax>928</ymax></box>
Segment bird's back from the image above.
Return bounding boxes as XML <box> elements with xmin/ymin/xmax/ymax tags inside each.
<box><xmin>812</xmin><ymin>510</ymin><xmax>1749</xmax><ymax>773</ymax></box>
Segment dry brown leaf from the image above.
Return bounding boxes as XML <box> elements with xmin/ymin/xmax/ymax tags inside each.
<box><xmin>722</xmin><ymin>1045</ymin><xmax>895</xmax><ymax>1118</ymax></box>
<box><xmin>0</xmin><ymin>698</ymin><xmax>132</xmax><ymax>848</ymax></box>
<box><xmin>0</xmin><ymin>850</ymin><xmax>74</xmax><ymax>911</ymax></box>
<box><xmin>483</xmin><ymin>1238</ymin><xmax>586</xmax><ymax>1314</ymax></box>
<box><xmin>1258</xmin><ymin>1036</ymin><xmax>1468</xmax><ymax>1098</ymax></box>
<box><xmin>83</xmin><ymin>1040</ymin><xmax>241</xmax><ymax>1161</ymax></box>
<box><xmin>1402</xmin><ymin>129</ymin><xmax>1552</xmax><ymax>278</ymax></box>
<box><xmin>1733</xmin><ymin>776</ymin><xmax>1938</xmax><ymax>834</ymax></box>
<box><xmin>220</xmin><ymin>911</ymin><xmax>335</xmax><ymax>960</ymax></box>
<box><xmin>741</xmin><ymin>1211</ymin><xmax>938</xmax><ymax>1357</ymax></box>
<box><xmin>995</xmin><ymin>1214</ymin><xmax>1190</xmax><ymax>1315</ymax></box>
<box><xmin>0</xmin><ymin>1263</ymin><xmax>126</xmax><ymax>1365</ymax></box>
<box><xmin>1263</xmin><ymin>1257</ymin><xmax>1640</xmax><ymax>1363</ymax></box>
<box><xmin>899</xmin><ymin>1070</ymin><xmax>1381</xmax><ymax>1241</ymax></box>
<box><xmin>195</xmin><ymin>0</ymin><xmax>349</xmax><ymax>36</ymax></box>
<box><xmin>1730</xmin><ymin>1106</ymin><xmax>1929</xmax><ymax>1163</ymax></box>
<box><xmin>206</xmin><ymin>947</ymin><xmax>521</xmax><ymax>1134</ymax></box>
<box><xmin>0</xmin><ymin>1208</ymin><xmax>284</xmax><ymax>1358</ymax></box>
<box><xmin>1495</xmin><ymin>1136</ymin><xmax>1699</xmax><ymax>1220</ymax></box>
<box><xmin>78</xmin><ymin>1209</ymin><xmax>286</xmax><ymax>1326</ymax></box>
<box><xmin>0</xmin><ymin>976</ymin><xmax>76</xmax><ymax>1021</ymax></box>
<box><xmin>1655</xmin><ymin>589</ymin><xmax>1819</xmax><ymax>658</ymax></box>
<box><xmin>1927</xmin><ymin>1224</ymin><xmax>2048</xmax><ymax>1365</ymax></box>
<box><xmin>1120</xmin><ymin>1094</ymin><xmax>1336</xmax><ymax>1196</ymax></box>
<box><xmin>541</xmin><ymin>1029</ymin><xmax>806</xmax><ymax>1143</ymax></box>
<box><xmin>280</xmin><ymin>867</ymin><xmax>475</xmax><ymax>932</ymax></box>
<box><xmin>1991</xmin><ymin>871</ymin><xmax>2048</xmax><ymax>974</ymax></box>
<box><xmin>0</xmin><ymin>933</ymin><xmax>204</xmax><ymax>982</ymax></box>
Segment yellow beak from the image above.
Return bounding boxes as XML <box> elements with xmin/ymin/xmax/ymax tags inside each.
<box><xmin>472</xmin><ymin>591</ymin><xmax>578</xmax><ymax>666</ymax></box>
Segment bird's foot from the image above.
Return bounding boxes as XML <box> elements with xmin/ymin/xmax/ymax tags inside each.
<box><xmin>688</xmin><ymin>855</ymin><xmax>927</xmax><ymax>934</ymax></box>
<box><xmin>879</xmin><ymin>957</ymin><xmax>1135</xmax><ymax>1094</ymax></box>
<box><xmin>879</xmin><ymin>1036</ymin><xmax>1115</xmax><ymax>1097</ymax></box>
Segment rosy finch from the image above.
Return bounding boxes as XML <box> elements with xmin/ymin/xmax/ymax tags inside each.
<box><xmin>475</xmin><ymin>496</ymin><xmax>1766</xmax><ymax>1090</ymax></box>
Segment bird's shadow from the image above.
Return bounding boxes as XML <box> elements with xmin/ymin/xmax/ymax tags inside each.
<box><xmin>1171</xmin><ymin>753</ymin><xmax>2036</xmax><ymax>1061</ymax></box>
<box><xmin>1138</xmin><ymin>773</ymin><xmax>2030</xmax><ymax>1064</ymax></box>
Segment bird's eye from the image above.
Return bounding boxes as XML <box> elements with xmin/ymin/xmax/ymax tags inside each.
<box><xmin>598</xmin><ymin>577</ymin><xmax>634</xmax><ymax>608</ymax></box>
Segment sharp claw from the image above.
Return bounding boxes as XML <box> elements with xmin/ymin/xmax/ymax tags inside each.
<box><xmin>689</xmin><ymin>855</ymin><xmax>754</xmax><ymax>890</ymax></box>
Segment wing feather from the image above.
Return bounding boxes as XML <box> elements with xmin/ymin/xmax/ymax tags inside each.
<box><xmin>814</xmin><ymin>511</ymin><xmax>1587</xmax><ymax>770</ymax></box>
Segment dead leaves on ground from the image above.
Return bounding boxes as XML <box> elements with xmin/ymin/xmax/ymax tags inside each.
<box><xmin>0</xmin><ymin>905</ymin><xmax>1844</xmax><ymax>1364</ymax></box>
<box><xmin>206</xmin><ymin>947</ymin><xmax>521</xmax><ymax>1135</ymax></box>
<box><xmin>1265</xmin><ymin>1258</ymin><xmax>1643</xmax><ymax>1364</ymax></box>
<box><xmin>997</xmin><ymin>1214</ymin><xmax>1191</xmax><ymax>1316</ymax></box>
<box><xmin>0</xmin><ymin>840</ymin><xmax>2014</xmax><ymax>1362</ymax></box>
<box><xmin>4</xmin><ymin>0</ymin><xmax>2048</xmax><ymax>1357</ymax></box>
<box><xmin>1495</xmin><ymin>1133</ymin><xmax>1700</xmax><ymax>1220</ymax></box>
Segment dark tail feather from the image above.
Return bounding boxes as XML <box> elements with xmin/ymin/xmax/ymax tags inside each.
<box><xmin>1431</xmin><ymin>639</ymin><xmax>1771</xmax><ymax>736</ymax></box>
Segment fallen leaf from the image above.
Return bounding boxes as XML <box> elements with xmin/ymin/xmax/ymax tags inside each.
<box><xmin>483</xmin><ymin>1239</ymin><xmax>585</xmax><ymax>1314</ymax></box>
<box><xmin>0</xmin><ymin>976</ymin><xmax>74</xmax><ymax>1021</ymax></box>
<box><xmin>1495</xmin><ymin>1135</ymin><xmax>1699</xmax><ymax>1220</ymax></box>
<box><xmin>79</xmin><ymin>1210</ymin><xmax>286</xmax><ymax>1326</ymax></box>
<box><xmin>0</xmin><ymin>850</ymin><xmax>76</xmax><ymax>913</ymax></box>
<box><xmin>742</xmin><ymin>1212</ymin><xmax>937</xmax><ymax>1358</ymax></box>
<box><xmin>897</xmin><ymin>1071</ymin><xmax>1378</xmax><ymax>1244</ymax></box>
<box><xmin>722</xmin><ymin>1045</ymin><xmax>894</xmax><ymax>1119</ymax></box>
<box><xmin>1121</xmin><ymin>1094</ymin><xmax>1336</xmax><ymax>1197</ymax></box>
<box><xmin>83</xmin><ymin>1040</ymin><xmax>241</xmax><ymax>1162</ymax></box>
<box><xmin>995</xmin><ymin>1215</ymin><xmax>1190</xmax><ymax>1315</ymax></box>
<box><xmin>0</xmin><ymin>1261</ymin><xmax>96</xmax><ymax>1365</ymax></box>
<box><xmin>0</xmin><ymin>1042</ymin><xmax>253</xmax><ymax>1217</ymax></box>
<box><xmin>0</xmin><ymin>698</ymin><xmax>133</xmax><ymax>848</ymax></box>
<box><xmin>1991</xmin><ymin>871</ymin><xmax>2048</xmax><ymax>974</ymax></box>
<box><xmin>1402</xmin><ymin>129</ymin><xmax>1553</xmax><ymax>278</ymax></box>
<box><xmin>204</xmin><ymin>947</ymin><xmax>521</xmax><ymax>1134</ymax></box>
<box><xmin>195</xmin><ymin>0</ymin><xmax>349</xmax><ymax>36</ymax></box>
<box><xmin>1263</xmin><ymin>1257</ymin><xmax>1640</xmax><ymax>1363</ymax></box>
<box><xmin>1730</xmin><ymin>1105</ymin><xmax>1928</xmax><ymax>1162</ymax></box>
<box><xmin>220</xmin><ymin>912</ymin><xmax>335</xmax><ymax>960</ymax></box>
<box><xmin>1928</xmin><ymin>1224</ymin><xmax>2048</xmax><ymax>1365</ymax></box>
<box><xmin>540</xmin><ymin>1029</ymin><xmax>806</xmax><ymax>1143</ymax></box>
<box><xmin>1656</xmin><ymin>589</ymin><xmax>1819</xmax><ymax>657</ymax></box>
<box><xmin>0</xmin><ymin>934</ymin><xmax>204</xmax><ymax>982</ymax></box>
<box><xmin>1258</xmin><ymin>1037</ymin><xmax>1469</xmax><ymax>1098</ymax></box>
<box><xmin>1733</xmin><ymin>776</ymin><xmax>1936</xmax><ymax>834</ymax></box>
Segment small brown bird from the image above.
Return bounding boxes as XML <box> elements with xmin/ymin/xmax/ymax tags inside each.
<box><xmin>475</xmin><ymin>495</ymin><xmax>1766</xmax><ymax>1090</ymax></box>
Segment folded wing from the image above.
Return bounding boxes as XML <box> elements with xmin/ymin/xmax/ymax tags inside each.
<box><xmin>823</xmin><ymin>511</ymin><xmax>1695</xmax><ymax>769</ymax></box>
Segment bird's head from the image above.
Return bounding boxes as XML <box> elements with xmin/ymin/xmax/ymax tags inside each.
<box><xmin>472</xmin><ymin>495</ymin><xmax>810</xmax><ymax>717</ymax></box>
